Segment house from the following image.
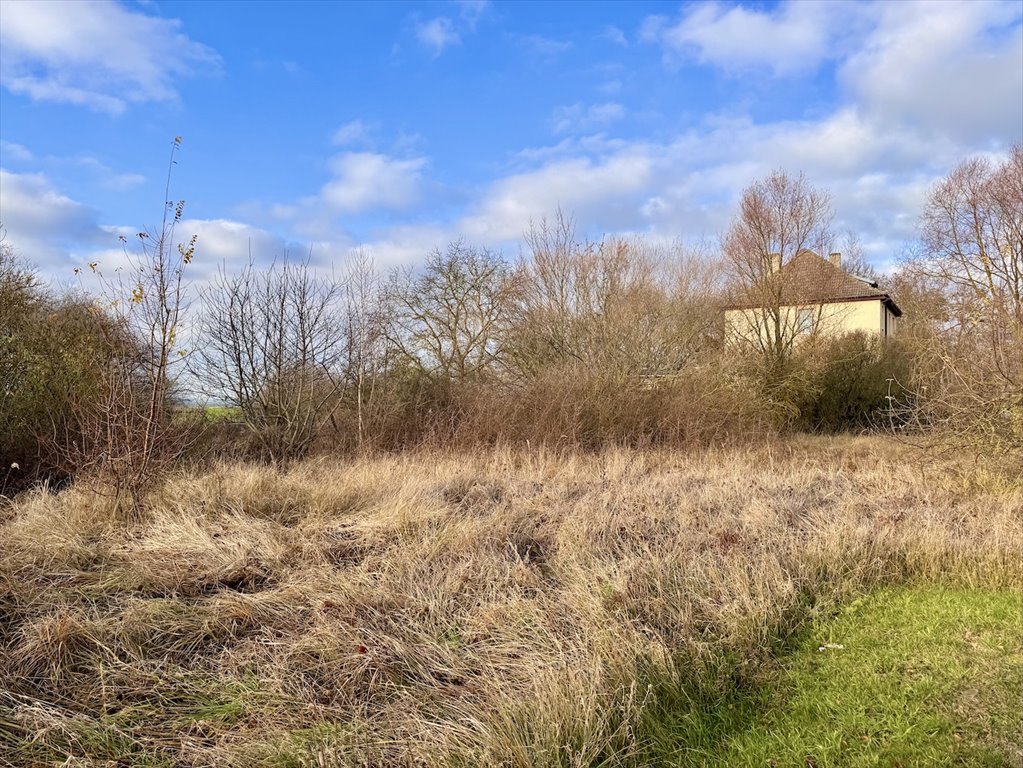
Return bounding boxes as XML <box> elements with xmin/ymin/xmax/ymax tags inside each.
<box><xmin>724</xmin><ymin>250</ymin><xmax>902</xmax><ymax>347</ymax></box>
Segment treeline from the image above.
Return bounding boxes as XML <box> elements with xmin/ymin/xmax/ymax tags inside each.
<box><xmin>2</xmin><ymin>147</ymin><xmax>1020</xmax><ymax>500</ymax></box>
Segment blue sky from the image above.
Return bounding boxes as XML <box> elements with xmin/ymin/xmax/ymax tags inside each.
<box><xmin>1</xmin><ymin>0</ymin><xmax>1021</xmax><ymax>284</ymax></box>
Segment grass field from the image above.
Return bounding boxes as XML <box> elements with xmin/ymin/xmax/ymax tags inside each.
<box><xmin>201</xmin><ymin>404</ymin><xmax>245</xmax><ymax>423</ymax></box>
<box><xmin>1</xmin><ymin>436</ymin><xmax>1020</xmax><ymax>766</ymax></box>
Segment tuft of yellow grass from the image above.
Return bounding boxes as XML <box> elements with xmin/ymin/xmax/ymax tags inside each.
<box><xmin>1</xmin><ymin>435</ymin><xmax>1020</xmax><ymax>766</ymax></box>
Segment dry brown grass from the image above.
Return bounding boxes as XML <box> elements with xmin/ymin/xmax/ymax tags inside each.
<box><xmin>1</xmin><ymin>436</ymin><xmax>1021</xmax><ymax>767</ymax></box>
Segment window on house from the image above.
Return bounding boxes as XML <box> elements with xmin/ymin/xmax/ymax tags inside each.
<box><xmin>797</xmin><ymin>308</ymin><xmax>816</xmax><ymax>334</ymax></box>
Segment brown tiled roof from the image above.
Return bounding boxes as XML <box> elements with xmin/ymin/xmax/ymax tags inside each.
<box><xmin>730</xmin><ymin>250</ymin><xmax>902</xmax><ymax>316</ymax></box>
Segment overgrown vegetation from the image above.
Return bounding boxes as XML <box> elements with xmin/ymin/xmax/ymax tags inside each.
<box><xmin>1</xmin><ymin>438</ymin><xmax>1020</xmax><ymax>766</ymax></box>
<box><xmin>3</xmin><ymin>147</ymin><xmax>1020</xmax><ymax>495</ymax></box>
<box><xmin>894</xmin><ymin>146</ymin><xmax>1023</xmax><ymax>454</ymax></box>
<box><xmin>1</xmin><ymin>144</ymin><xmax>1020</xmax><ymax>764</ymax></box>
<box><xmin>2</xmin><ymin>138</ymin><xmax>197</xmax><ymax>506</ymax></box>
<box><xmin>0</xmin><ymin>242</ymin><xmax>138</xmax><ymax>494</ymax></box>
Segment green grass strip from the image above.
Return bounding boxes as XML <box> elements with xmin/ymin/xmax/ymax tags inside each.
<box><xmin>665</xmin><ymin>586</ymin><xmax>1023</xmax><ymax>767</ymax></box>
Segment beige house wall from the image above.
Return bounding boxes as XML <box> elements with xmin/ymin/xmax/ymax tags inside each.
<box><xmin>725</xmin><ymin>298</ymin><xmax>896</xmax><ymax>346</ymax></box>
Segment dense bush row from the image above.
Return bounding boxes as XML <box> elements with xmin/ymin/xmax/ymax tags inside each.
<box><xmin>1</xmin><ymin>234</ymin><xmax>909</xmax><ymax>496</ymax></box>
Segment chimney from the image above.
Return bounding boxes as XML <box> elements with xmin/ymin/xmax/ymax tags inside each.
<box><xmin>769</xmin><ymin>252</ymin><xmax>782</xmax><ymax>273</ymax></box>
<box><xmin>828</xmin><ymin>251</ymin><xmax>842</xmax><ymax>268</ymax></box>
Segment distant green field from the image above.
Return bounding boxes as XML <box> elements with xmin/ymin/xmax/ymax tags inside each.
<box><xmin>650</xmin><ymin>586</ymin><xmax>1023</xmax><ymax>767</ymax></box>
<box><xmin>202</xmin><ymin>405</ymin><xmax>244</xmax><ymax>422</ymax></box>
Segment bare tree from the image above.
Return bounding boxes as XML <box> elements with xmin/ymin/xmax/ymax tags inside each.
<box><xmin>608</xmin><ymin>236</ymin><xmax>724</xmax><ymax>377</ymax></box>
<box><xmin>724</xmin><ymin>170</ymin><xmax>833</xmax><ymax>363</ymax></box>
<box><xmin>69</xmin><ymin>137</ymin><xmax>196</xmax><ymax>514</ymax></box>
<box><xmin>385</xmin><ymin>242</ymin><xmax>511</xmax><ymax>383</ymax></box>
<box><xmin>508</xmin><ymin>211</ymin><xmax>579</xmax><ymax>372</ymax></box>
<box><xmin>194</xmin><ymin>255</ymin><xmax>347</xmax><ymax>463</ymax></box>
<box><xmin>899</xmin><ymin>145</ymin><xmax>1023</xmax><ymax>451</ymax></box>
<box><xmin>341</xmin><ymin>249</ymin><xmax>388</xmax><ymax>449</ymax></box>
<box><xmin>919</xmin><ymin>146</ymin><xmax>1022</xmax><ymax>384</ymax></box>
<box><xmin>508</xmin><ymin>212</ymin><xmax>722</xmax><ymax>379</ymax></box>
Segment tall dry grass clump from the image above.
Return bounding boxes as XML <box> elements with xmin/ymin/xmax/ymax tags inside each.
<box><xmin>1</xmin><ymin>437</ymin><xmax>1020</xmax><ymax>766</ymax></box>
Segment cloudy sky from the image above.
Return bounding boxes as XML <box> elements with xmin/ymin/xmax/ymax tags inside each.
<box><xmin>1</xmin><ymin>0</ymin><xmax>1020</xmax><ymax>283</ymax></box>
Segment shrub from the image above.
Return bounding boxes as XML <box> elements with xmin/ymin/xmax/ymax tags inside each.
<box><xmin>0</xmin><ymin>247</ymin><xmax>128</xmax><ymax>493</ymax></box>
<box><xmin>798</xmin><ymin>334</ymin><xmax>911</xmax><ymax>433</ymax></box>
<box><xmin>0</xmin><ymin>242</ymin><xmax>188</xmax><ymax>498</ymax></box>
<box><xmin>348</xmin><ymin>356</ymin><xmax>775</xmax><ymax>451</ymax></box>
<box><xmin>737</xmin><ymin>333</ymin><xmax>911</xmax><ymax>435</ymax></box>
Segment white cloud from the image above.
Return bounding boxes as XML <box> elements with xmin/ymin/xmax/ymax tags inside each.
<box><xmin>74</xmin><ymin>219</ymin><xmax>351</xmax><ymax>306</ymax></box>
<box><xmin>412</xmin><ymin>2</ymin><xmax>490</xmax><ymax>57</ymax></box>
<box><xmin>840</xmin><ymin>0</ymin><xmax>1023</xmax><ymax>142</ymax></box>
<box><xmin>590</xmin><ymin>103</ymin><xmax>627</xmax><ymax>123</ymax></box>
<box><xmin>551</xmin><ymin>102</ymin><xmax>626</xmax><ymax>134</ymax></box>
<box><xmin>332</xmin><ymin>119</ymin><xmax>372</xmax><ymax>146</ymax></box>
<box><xmin>644</xmin><ymin>0</ymin><xmax>1023</xmax><ymax>138</ymax></box>
<box><xmin>71</xmin><ymin>156</ymin><xmax>147</xmax><ymax>190</ymax></box>
<box><xmin>459</xmin><ymin>150</ymin><xmax>655</xmax><ymax>241</ymax></box>
<box><xmin>644</xmin><ymin>0</ymin><xmax>861</xmax><ymax>75</ymax></box>
<box><xmin>456</xmin><ymin>0</ymin><xmax>490</xmax><ymax>30</ymax></box>
<box><xmin>416</xmin><ymin>17</ymin><xmax>461</xmax><ymax>57</ymax></box>
<box><xmin>631</xmin><ymin>109</ymin><xmax>956</xmax><ymax>253</ymax></box>
<box><xmin>164</xmin><ymin>219</ymin><xmax>345</xmax><ymax>287</ymax></box>
<box><xmin>430</xmin><ymin>98</ymin><xmax>976</xmax><ymax>267</ymax></box>
<box><xmin>356</xmin><ymin>223</ymin><xmax>454</xmax><ymax>269</ymax></box>
<box><xmin>647</xmin><ymin>3</ymin><xmax>1023</xmax><ymax>221</ymax></box>
<box><xmin>179</xmin><ymin>219</ymin><xmax>288</xmax><ymax>267</ymax></box>
<box><xmin>518</xmin><ymin>34</ymin><xmax>574</xmax><ymax>57</ymax></box>
<box><xmin>103</xmin><ymin>172</ymin><xmax>147</xmax><ymax>191</ymax></box>
<box><xmin>320</xmin><ymin>152</ymin><xmax>429</xmax><ymax>214</ymax></box>
<box><xmin>0</xmin><ymin>170</ymin><xmax>325</xmax><ymax>286</ymax></box>
<box><xmin>0</xmin><ymin>0</ymin><xmax>220</xmax><ymax>114</ymax></box>
<box><xmin>0</xmin><ymin>142</ymin><xmax>146</xmax><ymax>199</ymax></box>
<box><xmin>0</xmin><ymin>169</ymin><xmax>105</xmax><ymax>273</ymax></box>
<box><xmin>600</xmin><ymin>25</ymin><xmax>629</xmax><ymax>47</ymax></box>
<box><xmin>598</xmin><ymin>79</ymin><xmax>624</xmax><ymax>95</ymax></box>
<box><xmin>239</xmin><ymin>148</ymin><xmax>435</xmax><ymax>244</ymax></box>
<box><xmin>0</xmin><ymin>142</ymin><xmax>147</xmax><ymax>191</ymax></box>
<box><xmin>0</xmin><ymin>140</ymin><xmax>34</xmax><ymax>163</ymax></box>
<box><xmin>345</xmin><ymin>72</ymin><xmax>1013</xmax><ymax>268</ymax></box>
